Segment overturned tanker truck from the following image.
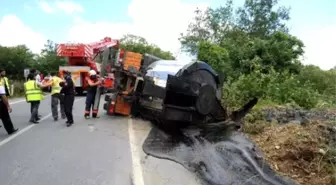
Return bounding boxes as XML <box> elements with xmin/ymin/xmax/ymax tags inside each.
<box><xmin>131</xmin><ymin>60</ymin><xmax>233</xmax><ymax>128</ymax></box>
<box><xmin>101</xmin><ymin>47</ymin><xmax>257</xmax><ymax>129</ymax></box>
<box><xmin>101</xmin><ymin>49</ymin><xmax>298</xmax><ymax>185</ymax></box>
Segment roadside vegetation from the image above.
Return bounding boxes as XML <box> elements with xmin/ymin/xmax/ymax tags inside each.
<box><xmin>0</xmin><ymin>0</ymin><xmax>334</xmax><ymax>184</ymax></box>
<box><xmin>179</xmin><ymin>0</ymin><xmax>335</xmax><ymax>184</ymax></box>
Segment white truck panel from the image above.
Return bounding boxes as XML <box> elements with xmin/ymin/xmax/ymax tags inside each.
<box><xmin>59</xmin><ymin>66</ymin><xmax>91</xmax><ymax>87</ymax></box>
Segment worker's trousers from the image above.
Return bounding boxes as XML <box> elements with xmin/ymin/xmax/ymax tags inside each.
<box><xmin>64</xmin><ymin>94</ymin><xmax>74</xmax><ymax>123</ymax></box>
<box><xmin>0</xmin><ymin>100</ymin><xmax>15</xmax><ymax>134</ymax></box>
<box><xmin>51</xmin><ymin>93</ymin><xmax>66</xmax><ymax>119</ymax></box>
<box><xmin>30</xmin><ymin>101</ymin><xmax>40</xmax><ymax>122</ymax></box>
<box><xmin>84</xmin><ymin>92</ymin><xmax>98</xmax><ymax>117</ymax></box>
<box><xmin>30</xmin><ymin>100</ymin><xmax>41</xmax><ymax>118</ymax></box>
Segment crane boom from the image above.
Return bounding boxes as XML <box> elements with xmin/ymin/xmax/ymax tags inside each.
<box><xmin>89</xmin><ymin>37</ymin><xmax>119</xmax><ymax>53</ymax></box>
<box><xmin>56</xmin><ymin>37</ymin><xmax>119</xmax><ymax>61</ymax></box>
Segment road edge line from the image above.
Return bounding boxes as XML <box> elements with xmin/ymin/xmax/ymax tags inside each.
<box><xmin>128</xmin><ymin>118</ymin><xmax>145</xmax><ymax>185</ymax></box>
<box><xmin>9</xmin><ymin>99</ymin><xmax>26</xmax><ymax>105</ymax></box>
<box><xmin>9</xmin><ymin>95</ymin><xmax>52</xmax><ymax>105</ymax></box>
<box><xmin>0</xmin><ymin>97</ymin><xmax>84</xmax><ymax>148</ymax></box>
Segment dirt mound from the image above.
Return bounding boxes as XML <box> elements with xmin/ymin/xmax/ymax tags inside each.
<box><xmin>248</xmin><ymin>121</ymin><xmax>336</xmax><ymax>185</ymax></box>
<box><xmin>262</xmin><ymin>107</ymin><xmax>336</xmax><ymax>124</ymax></box>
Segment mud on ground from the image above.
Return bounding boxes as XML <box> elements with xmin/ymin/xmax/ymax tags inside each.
<box><xmin>245</xmin><ymin>107</ymin><xmax>336</xmax><ymax>185</ymax></box>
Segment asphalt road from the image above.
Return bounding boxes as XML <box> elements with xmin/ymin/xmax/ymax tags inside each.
<box><xmin>0</xmin><ymin>95</ymin><xmax>200</xmax><ymax>185</ymax></box>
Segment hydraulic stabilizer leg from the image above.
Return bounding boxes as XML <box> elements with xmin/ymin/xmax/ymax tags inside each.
<box><xmin>92</xmin><ymin>86</ymin><xmax>103</xmax><ymax>118</ymax></box>
<box><xmin>92</xmin><ymin>48</ymin><xmax>110</xmax><ymax>118</ymax></box>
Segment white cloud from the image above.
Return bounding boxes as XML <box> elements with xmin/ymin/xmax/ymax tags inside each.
<box><xmin>67</xmin><ymin>0</ymin><xmax>208</xmax><ymax>57</ymax></box>
<box><xmin>293</xmin><ymin>25</ymin><xmax>336</xmax><ymax>70</ymax></box>
<box><xmin>0</xmin><ymin>15</ymin><xmax>46</xmax><ymax>53</ymax></box>
<box><xmin>55</xmin><ymin>1</ymin><xmax>84</xmax><ymax>14</ymax></box>
<box><xmin>38</xmin><ymin>1</ymin><xmax>55</xmax><ymax>14</ymax></box>
<box><xmin>38</xmin><ymin>0</ymin><xmax>84</xmax><ymax>15</ymax></box>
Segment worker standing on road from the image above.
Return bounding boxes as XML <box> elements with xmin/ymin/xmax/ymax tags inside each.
<box><xmin>60</xmin><ymin>71</ymin><xmax>75</xmax><ymax>127</ymax></box>
<box><xmin>24</xmin><ymin>73</ymin><xmax>47</xmax><ymax>124</ymax></box>
<box><xmin>0</xmin><ymin>70</ymin><xmax>18</xmax><ymax>134</ymax></box>
<box><xmin>43</xmin><ymin>72</ymin><xmax>66</xmax><ymax>121</ymax></box>
<box><xmin>0</xmin><ymin>69</ymin><xmax>11</xmax><ymax>97</ymax></box>
<box><xmin>30</xmin><ymin>69</ymin><xmax>42</xmax><ymax>119</ymax></box>
<box><xmin>35</xmin><ymin>70</ymin><xmax>42</xmax><ymax>84</ymax></box>
<box><xmin>84</xmin><ymin>70</ymin><xmax>102</xmax><ymax>119</ymax></box>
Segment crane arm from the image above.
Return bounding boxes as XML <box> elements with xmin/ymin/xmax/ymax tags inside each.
<box><xmin>56</xmin><ymin>37</ymin><xmax>119</xmax><ymax>58</ymax></box>
<box><xmin>88</xmin><ymin>37</ymin><xmax>119</xmax><ymax>54</ymax></box>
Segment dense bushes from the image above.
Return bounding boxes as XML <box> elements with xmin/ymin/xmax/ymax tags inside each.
<box><xmin>223</xmin><ymin>66</ymin><xmax>336</xmax><ymax>109</ymax></box>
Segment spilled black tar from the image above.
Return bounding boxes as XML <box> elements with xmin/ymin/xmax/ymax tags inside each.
<box><xmin>142</xmin><ymin>122</ymin><xmax>299</xmax><ymax>185</ymax></box>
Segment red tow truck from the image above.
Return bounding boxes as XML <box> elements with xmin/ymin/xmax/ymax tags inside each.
<box><xmin>56</xmin><ymin>37</ymin><xmax>119</xmax><ymax>95</ymax></box>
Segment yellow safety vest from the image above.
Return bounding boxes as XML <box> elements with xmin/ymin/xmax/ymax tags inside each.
<box><xmin>51</xmin><ymin>76</ymin><xmax>62</xmax><ymax>95</ymax></box>
<box><xmin>0</xmin><ymin>77</ymin><xmax>10</xmax><ymax>95</ymax></box>
<box><xmin>24</xmin><ymin>80</ymin><xmax>44</xmax><ymax>101</ymax></box>
<box><xmin>3</xmin><ymin>77</ymin><xmax>10</xmax><ymax>95</ymax></box>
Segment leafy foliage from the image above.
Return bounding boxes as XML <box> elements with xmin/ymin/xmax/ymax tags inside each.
<box><xmin>180</xmin><ymin>0</ymin><xmax>335</xmax><ymax>109</ymax></box>
<box><xmin>34</xmin><ymin>40</ymin><xmax>67</xmax><ymax>75</ymax></box>
<box><xmin>0</xmin><ymin>40</ymin><xmax>66</xmax><ymax>80</ymax></box>
<box><xmin>120</xmin><ymin>34</ymin><xmax>175</xmax><ymax>60</ymax></box>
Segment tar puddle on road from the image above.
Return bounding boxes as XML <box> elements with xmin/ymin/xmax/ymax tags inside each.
<box><xmin>143</xmin><ymin>122</ymin><xmax>299</xmax><ymax>185</ymax></box>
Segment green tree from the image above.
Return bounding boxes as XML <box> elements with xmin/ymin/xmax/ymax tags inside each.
<box><xmin>236</xmin><ymin>0</ymin><xmax>290</xmax><ymax>37</ymax></box>
<box><xmin>180</xmin><ymin>0</ymin><xmax>304</xmax><ymax>75</ymax></box>
<box><xmin>197</xmin><ymin>41</ymin><xmax>231</xmax><ymax>74</ymax></box>
<box><xmin>120</xmin><ymin>34</ymin><xmax>175</xmax><ymax>60</ymax></box>
<box><xmin>0</xmin><ymin>45</ymin><xmax>35</xmax><ymax>80</ymax></box>
<box><xmin>179</xmin><ymin>1</ymin><xmax>234</xmax><ymax>55</ymax></box>
<box><xmin>34</xmin><ymin>40</ymin><xmax>67</xmax><ymax>74</ymax></box>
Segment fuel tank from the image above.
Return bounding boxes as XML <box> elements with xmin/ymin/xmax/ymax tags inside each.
<box><xmin>135</xmin><ymin>60</ymin><xmax>227</xmax><ymax>128</ymax></box>
<box><xmin>161</xmin><ymin>61</ymin><xmax>227</xmax><ymax>126</ymax></box>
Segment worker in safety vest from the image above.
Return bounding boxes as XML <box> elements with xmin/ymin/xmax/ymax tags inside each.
<box><xmin>24</xmin><ymin>73</ymin><xmax>48</xmax><ymax>124</ymax></box>
<box><xmin>0</xmin><ymin>69</ymin><xmax>11</xmax><ymax>96</ymax></box>
<box><xmin>59</xmin><ymin>71</ymin><xmax>75</xmax><ymax>127</ymax></box>
<box><xmin>30</xmin><ymin>69</ymin><xmax>43</xmax><ymax>119</ymax></box>
<box><xmin>0</xmin><ymin>70</ymin><xmax>18</xmax><ymax>135</ymax></box>
<box><xmin>84</xmin><ymin>70</ymin><xmax>102</xmax><ymax>119</ymax></box>
<box><xmin>43</xmin><ymin>72</ymin><xmax>66</xmax><ymax>121</ymax></box>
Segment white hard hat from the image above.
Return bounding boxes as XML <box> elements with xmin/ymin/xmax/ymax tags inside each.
<box><xmin>89</xmin><ymin>70</ymin><xmax>97</xmax><ymax>76</ymax></box>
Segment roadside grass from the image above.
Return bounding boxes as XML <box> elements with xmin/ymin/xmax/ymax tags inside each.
<box><xmin>9</xmin><ymin>80</ymin><xmax>25</xmax><ymax>98</ymax></box>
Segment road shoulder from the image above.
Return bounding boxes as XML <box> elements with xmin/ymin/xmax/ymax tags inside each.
<box><xmin>129</xmin><ymin>118</ymin><xmax>201</xmax><ymax>185</ymax></box>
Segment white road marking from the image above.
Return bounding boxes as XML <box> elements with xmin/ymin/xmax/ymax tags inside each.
<box><xmin>88</xmin><ymin>125</ymin><xmax>95</xmax><ymax>132</ymax></box>
<box><xmin>9</xmin><ymin>95</ymin><xmax>51</xmax><ymax>105</ymax></box>
<box><xmin>128</xmin><ymin>118</ymin><xmax>145</xmax><ymax>185</ymax></box>
<box><xmin>9</xmin><ymin>99</ymin><xmax>26</xmax><ymax>105</ymax></box>
<box><xmin>0</xmin><ymin>97</ymin><xmax>85</xmax><ymax>148</ymax></box>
